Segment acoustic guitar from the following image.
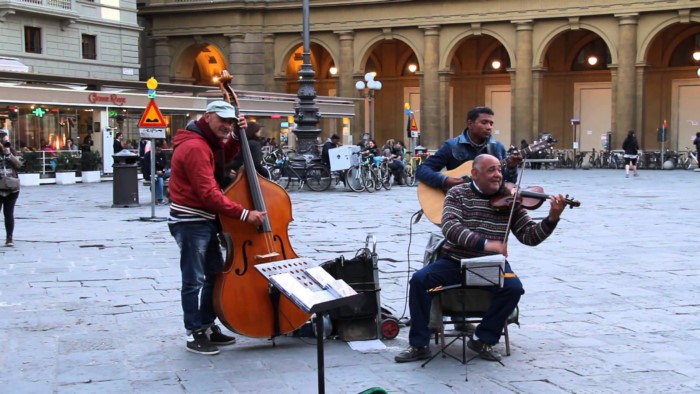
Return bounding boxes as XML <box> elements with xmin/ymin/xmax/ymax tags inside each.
<box><xmin>416</xmin><ymin>137</ymin><xmax>556</xmax><ymax>225</ymax></box>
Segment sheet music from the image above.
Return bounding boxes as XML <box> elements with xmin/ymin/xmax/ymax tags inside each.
<box><xmin>270</xmin><ymin>272</ymin><xmax>335</xmax><ymax>311</ymax></box>
<box><xmin>461</xmin><ymin>254</ymin><xmax>506</xmax><ymax>287</ymax></box>
<box><xmin>260</xmin><ymin>260</ymin><xmax>358</xmax><ymax>312</ymax></box>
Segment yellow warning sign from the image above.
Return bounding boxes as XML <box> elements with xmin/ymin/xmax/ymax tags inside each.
<box><xmin>410</xmin><ymin>116</ymin><xmax>419</xmax><ymax>131</ymax></box>
<box><xmin>138</xmin><ymin>99</ymin><xmax>167</xmax><ymax>128</ymax></box>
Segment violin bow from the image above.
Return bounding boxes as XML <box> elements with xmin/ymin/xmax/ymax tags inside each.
<box><xmin>501</xmin><ymin>153</ymin><xmax>527</xmax><ymax>251</ymax></box>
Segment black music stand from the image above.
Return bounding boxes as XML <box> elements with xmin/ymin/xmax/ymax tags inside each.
<box><xmin>255</xmin><ymin>258</ymin><xmax>362</xmax><ymax>394</ymax></box>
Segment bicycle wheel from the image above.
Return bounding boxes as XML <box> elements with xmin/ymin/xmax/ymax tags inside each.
<box><xmin>305</xmin><ymin>165</ymin><xmax>332</xmax><ymax>191</ymax></box>
<box><xmin>403</xmin><ymin>165</ymin><xmax>415</xmax><ymax>186</ymax></box>
<box><xmin>380</xmin><ymin>164</ymin><xmax>392</xmax><ymax>190</ymax></box>
<box><xmin>277</xmin><ymin>167</ymin><xmax>292</xmax><ymax>190</ymax></box>
<box><xmin>372</xmin><ymin>167</ymin><xmax>382</xmax><ymax>191</ymax></box>
<box><xmin>267</xmin><ymin>164</ymin><xmax>282</xmax><ymax>183</ymax></box>
<box><xmin>362</xmin><ymin>166</ymin><xmax>375</xmax><ymax>193</ymax></box>
<box><xmin>346</xmin><ymin>166</ymin><xmax>365</xmax><ymax>192</ymax></box>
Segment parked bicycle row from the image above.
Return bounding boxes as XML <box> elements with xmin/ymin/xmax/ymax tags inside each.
<box><xmin>525</xmin><ymin>148</ymin><xmax>698</xmax><ymax>170</ymax></box>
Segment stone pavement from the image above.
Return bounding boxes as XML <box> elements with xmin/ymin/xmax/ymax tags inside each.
<box><xmin>0</xmin><ymin>169</ymin><xmax>698</xmax><ymax>393</ymax></box>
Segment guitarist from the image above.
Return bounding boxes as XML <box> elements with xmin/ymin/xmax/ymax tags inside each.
<box><xmin>415</xmin><ymin>106</ymin><xmax>522</xmax><ymax>191</ymax></box>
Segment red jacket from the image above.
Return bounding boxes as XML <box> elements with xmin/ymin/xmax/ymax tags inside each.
<box><xmin>168</xmin><ymin>123</ymin><xmax>247</xmax><ymax>221</ymax></box>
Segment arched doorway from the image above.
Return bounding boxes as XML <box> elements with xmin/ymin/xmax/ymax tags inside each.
<box><xmin>540</xmin><ymin>30</ymin><xmax>612</xmax><ymax>152</ymax></box>
<box><xmin>449</xmin><ymin>36</ymin><xmax>512</xmax><ymax>144</ymax></box>
<box><xmin>172</xmin><ymin>43</ymin><xmax>227</xmax><ymax>86</ymax></box>
<box><xmin>358</xmin><ymin>39</ymin><xmax>419</xmax><ymax>147</ymax></box>
<box><xmin>283</xmin><ymin>43</ymin><xmax>338</xmax><ymax>145</ymax></box>
<box><xmin>644</xmin><ymin>24</ymin><xmax>700</xmax><ymax>151</ymax></box>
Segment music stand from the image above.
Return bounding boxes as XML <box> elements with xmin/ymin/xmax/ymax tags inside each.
<box><xmin>256</xmin><ymin>258</ymin><xmax>362</xmax><ymax>394</ymax></box>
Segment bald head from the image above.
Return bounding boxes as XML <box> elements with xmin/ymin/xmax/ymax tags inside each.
<box><xmin>471</xmin><ymin>154</ymin><xmax>503</xmax><ymax>195</ymax></box>
<box><xmin>473</xmin><ymin>154</ymin><xmax>499</xmax><ymax>170</ymax></box>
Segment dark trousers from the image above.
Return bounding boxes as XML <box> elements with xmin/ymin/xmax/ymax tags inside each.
<box><xmin>408</xmin><ymin>256</ymin><xmax>523</xmax><ymax>347</ymax></box>
<box><xmin>0</xmin><ymin>191</ymin><xmax>19</xmax><ymax>240</ymax></box>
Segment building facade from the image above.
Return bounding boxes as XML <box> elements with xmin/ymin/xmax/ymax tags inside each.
<box><xmin>139</xmin><ymin>0</ymin><xmax>700</xmax><ymax>154</ymax></box>
<box><xmin>0</xmin><ymin>0</ymin><xmax>141</xmax><ymax>80</ymax></box>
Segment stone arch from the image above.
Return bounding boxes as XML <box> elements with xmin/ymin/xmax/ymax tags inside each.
<box><xmin>355</xmin><ymin>32</ymin><xmax>422</xmax><ymax>75</ymax></box>
<box><xmin>535</xmin><ymin>23</ymin><xmax>617</xmax><ymax>68</ymax></box>
<box><xmin>638</xmin><ymin>14</ymin><xmax>700</xmax><ymax>63</ymax></box>
<box><xmin>170</xmin><ymin>40</ymin><xmax>228</xmax><ymax>85</ymax></box>
<box><xmin>278</xmin><ymin>37</ymin><xmax>338</xmax><ymax>77</ymax></box>
<box><xmin>441</xmin><ymin>29</ymin><xmax>514</xmax><ymax>71</ymax></box>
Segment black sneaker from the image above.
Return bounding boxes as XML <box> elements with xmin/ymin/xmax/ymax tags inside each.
<box><xmin>467</xmin><ymin>338</ymin><xmax>501</xmax><ymax>361</ymax></box>
<box><xmin>186</xmin><ymin>329</ymin><xmax>220</xmax><ymax>355</ymax></box>
<box><xmin>207</xmin><ymin>324</ymin><xmax>236</xmax><ymax>346</ymax></box>
<box><xmin>394</xmin><ymin>345</ymin><xmax>431</xmax><ymax>363</ymax></box>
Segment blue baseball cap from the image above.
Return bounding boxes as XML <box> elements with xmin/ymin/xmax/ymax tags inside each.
<box><xmin>206</xmin><ymin>101</ymin><xmax>238</xmax><ymax>119</ymax></box>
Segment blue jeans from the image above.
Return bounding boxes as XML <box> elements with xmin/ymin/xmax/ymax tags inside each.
<box><xmin>168</xmin><ymin>220</ymin><xmax>223</xmax><ymax>333</ymax></box>
<box><xmin>408</xmin><ymin>256</ymin><xmax>523</xmax><ymax>347</ymax></box>
<box><xmin>155</xmin><ymin>169</ymin><xmax>170</xmax><ymax>201</ymax></box>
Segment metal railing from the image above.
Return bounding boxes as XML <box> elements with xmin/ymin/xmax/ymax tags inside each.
<box><xmin>18</xmin><ymin>0</ymin><xmax>73</xmax><ymax>10</ymax></box>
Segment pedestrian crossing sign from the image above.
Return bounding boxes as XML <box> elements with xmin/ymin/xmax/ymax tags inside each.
<box><xmin>138</xmin><ymin>99</ymin><xmax>167</xmax><ymax>128</ymax></box>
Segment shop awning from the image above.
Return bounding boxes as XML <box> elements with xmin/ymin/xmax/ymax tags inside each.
<box><xmin>0</xmin><ymin>57</ymin><xmax>29</xmax><ymax>73</ymax></box>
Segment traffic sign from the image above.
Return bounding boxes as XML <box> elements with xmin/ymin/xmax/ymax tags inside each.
<box><xmin>139</xmin><ymin>128</ymin><xmax>166</xmax><ymax>139</ymax></box>
<box><xmin>138</xmin><ymin>99</ymin><xmax>167</xmax><ymax>128</ymax></box>
<box><xmin>410</xmin><ymin>115</ymin><xmax>419</xmax><ymax>131</ymax></box>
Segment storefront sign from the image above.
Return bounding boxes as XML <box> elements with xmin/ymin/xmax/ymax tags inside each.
<box><xmin>87</xmin><ymin>93</ymin><xmax>127</xmax><ymax>106</ymax></box>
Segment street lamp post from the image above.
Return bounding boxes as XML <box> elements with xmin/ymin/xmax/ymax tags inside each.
<box><xmin>293</xmin><ymin>0</ymin><xmax>321</xmax><ymax>156</ymax></box>
<box><xmin>355</xmin><ymin>72</ymin><xmax>382</xmax><ymax>139</ymax></box>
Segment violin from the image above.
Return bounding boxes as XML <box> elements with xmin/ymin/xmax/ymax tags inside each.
<box><xmin>490</xmin><ymin>182</ymin><xmax>581</xmax><ymax>211</ymax></box>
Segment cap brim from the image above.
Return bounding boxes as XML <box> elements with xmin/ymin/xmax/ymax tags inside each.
<box><xmin>216</xmin><ymin>110</ymin><xmax>238</xmax><ymax>119</ymax></box>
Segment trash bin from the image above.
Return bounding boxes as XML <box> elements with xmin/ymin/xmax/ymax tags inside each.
<box><xmin>112</xmin><ymin>150</ymin><xmax>139</xmax><ymax>208</ymax></box>
<box><xmin>414</xmin><ymin>145</ymin><xmax>428</xmax><ymax>157</ymax></box>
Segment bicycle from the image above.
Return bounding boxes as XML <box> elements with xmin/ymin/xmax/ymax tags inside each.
<box><xmin>369</xmin><ymin>155</ymin><xmax>392</xmax><ymax>191</ymax></box>
<box><xmin>269</xmin><ymin>151</ymin><xmax>331</xmax><ymax>192</ymax></box>
<box><xmin>403</xmin><ymin>153</ymin><xmax>427</xmax><ymax>186</ymax></box>
<box><xmin>344</xmin><ymin>151</ymin><xmax>374</xmax><ymax>192</ymax></box>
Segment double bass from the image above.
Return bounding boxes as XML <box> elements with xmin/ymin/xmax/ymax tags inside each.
<box><xmin>212</xmin><ymin>71</ymin><xmax>310</xmax><ymax>338</ymax></box>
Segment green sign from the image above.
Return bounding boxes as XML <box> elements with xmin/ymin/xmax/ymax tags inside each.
<box><xmin>32</xmin><ymin>108</ymin><xmax>45</xmax><ymax>117</ymax></box>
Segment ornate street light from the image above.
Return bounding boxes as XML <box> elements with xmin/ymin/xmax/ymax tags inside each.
<box><xmin>293</xmin><ymin>0</ymin><xmax>321</xmax><ymax>156</ymax></box>
<box><xmin>355</xmin><ymin>72</ymin><xmax>382</xmax><ymax>139</ymax></box>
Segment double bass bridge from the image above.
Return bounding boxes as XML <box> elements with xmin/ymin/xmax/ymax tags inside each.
<box><xmin>255</xmin><ymin>252</ymin><xmax>281</xmax><ymax>261</ymax></box>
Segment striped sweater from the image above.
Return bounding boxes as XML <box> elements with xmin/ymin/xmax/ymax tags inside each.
<box><xmin>441</xmin><ymin>182</ymin><xmax>558</xmax><ymax>261</ymax></box>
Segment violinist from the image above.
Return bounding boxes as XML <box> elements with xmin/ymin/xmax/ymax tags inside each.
<box><xmin>415</xmin><ymin>106</ymin><xmax>521</xmax><ymax>191</ymax></box>
<box><xmin>168</xmin><ymin>101</ymin><xmax>266</xmax><ymax>356</ymax></box>
<box><xmin>395</xmin><ymin>154</ymin><xmax>567</xmax><ymax>363</ymax></box>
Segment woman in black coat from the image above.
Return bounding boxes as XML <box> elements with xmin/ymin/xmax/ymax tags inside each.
<box><xmin>622</xmin><ymin>130</ymin><xmax>640</xmax><ymax>178</ymax></box>
<box><xmin>224</xmin><ymin>122</ymin><xmax>269</xmax><ymax>188</ymax></box>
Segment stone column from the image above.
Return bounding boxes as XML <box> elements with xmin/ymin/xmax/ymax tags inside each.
<box><xmin>615</xmin><ymin>13</ymin><xmax>638</xmax><ymax>147</ymax></box>
<box><xmin>439</xmin><ymin>71</ymin><xmax>453</xmax><ymax>139</ymax></box>
<box><xmin>153</xmin><ymin>37</ymin><xmax>171</xmax><ymax>83</ymax></box>
<box><xmin>226</xmin><ymin>33</ymin><xmax>247</xmax><ymax>89</ymax></box>
<box><xmin>420</xmin><ymin>25</ymin><xmax>441</xmax><ymax>149</ymax></box>
<box><xmin>335</xmin><ymin>30</ymin><xmax>355</xmax><ymax>98</ymax></box>
<box><xmin>532</xmin><ymin>67</ymin><xmax>544</xmax><ymax>141</ymax></box>
<box><xmin>609</xmin><ymin>65</ymin><xmax>618</xmax><ymax>143</ymax></box>
<box><xmin>635</xmin><ymin>64</ymin><xmax>647</xmax><ymax>147</ymax></box>
<box><xmin>512</xmin><ymin>20</ymin><xmax>533</xmax><ymax>147</ymax></box>
<box><xmin>263</xmin><ymin>34</ymin><xmax>276</xmax><ymax>92</ymax></box>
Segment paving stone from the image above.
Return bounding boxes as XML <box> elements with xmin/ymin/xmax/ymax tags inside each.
<box><xmin>0</xmin><ymin>169</ymin><xmax>698</xmax><ymax>392</ymax></box>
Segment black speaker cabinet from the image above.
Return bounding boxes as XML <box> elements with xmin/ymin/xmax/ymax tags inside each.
<box><xmin>322</xmin><ymin>253</ymin><xmax>381</xmax><ymax>341</ymax></box>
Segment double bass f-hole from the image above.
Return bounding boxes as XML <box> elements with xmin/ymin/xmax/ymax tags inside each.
<box><xmin>234</xmin><ymin>236</ymin><xmax>289</xmax><ymax>276</ymax></box>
